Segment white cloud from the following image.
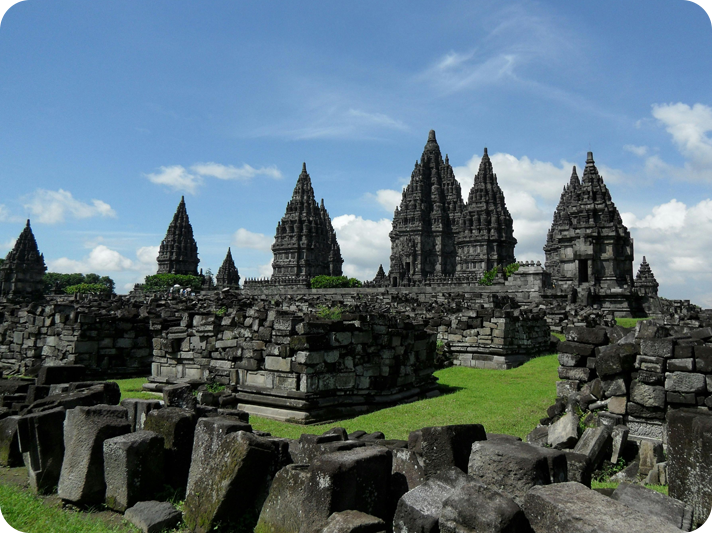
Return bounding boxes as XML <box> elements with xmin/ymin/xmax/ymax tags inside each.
<box><xmin>257</xmin><ymin>261</ymin><xmax>273</xmax><ymax>279</ymax></box>
<box><xmin>332</xmin><ymin>215</ymin><xmax>392</xmax><ymax>280</ymax></box>
<box><xmin>22</xmin><ymin>189</ymin><xmax>116</xmax><ymax>224</ymax></box>
<box><xmin>191</xmin><ymin>162</ymin><xmax>282</xmax><ymax>181</ymax></box>
<box><xmin>145</xmin><ymin>166</ymin><xmax>202</xmax><ymax>195</ymax></box>
<box><xmin>48</xmin><ymin>244</ymin><xmax>159</xmax><ymax>274</ymax></box>
<box><xmin>624</xmin><ymin>144</ymin><xmax>648</xmax><ymax>157</ymax></box>
<box><xmin>366</xmin><ymin>189</ymin><xmax>403</xmax><ymax>213</ymax></box>
<box><xmin>232</xmin><ymin>228</ymin><xmax>273</xmax><ymax>251</ymax></box>
<box><xmin>621</xmin><ymin>199</ymin><xmax>687</xmax><ymax>233</ymax></box>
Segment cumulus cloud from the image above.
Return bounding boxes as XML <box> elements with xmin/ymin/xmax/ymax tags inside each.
<box><xmin>21</xmin><ymin>189</ymin><xmax>116</xmax><ymax>225</ymax></box>
<box><xmin>49</xmin><ymin>244</ymin><xmax>158</xmax><ymax>274</ymax></box>
<box><xmin>191</xmin><ymin>163</ymin><xmax>282</xmax><ymax>181</ymax></box>
<box><xmin>366</xmin><ymin>189</ymin><xmax>403</xmax><ymax>213</ymax></box>
<box><xmin>624</xmin><ymin>144</ymin><xmax>648</xmax><ymax>157</ymax></box>
<box><xmin>621</xmin><ymin>199</ymin><xmax>712</xmax><ymax>302</ymax></box>
<box><xmin>232</xmin><ymin>228</ymin><xmax>273</xmax><ymax>251</ymax></box>
<box><xmin>332</xmin><ymin>215</ymin><xmax>392</xmax><ymax>280</ymax></box>
<box><xmin>146</xmin><ymin>162</ymin><xmax>284</xmax><ymax>193</ymax></box>
<box><xmin>257</xmin><ymin>262</ymin><xmax>273</xmax><ymax>278</ymax></box>
<box><xmin>145</xmin><ymin>166</ymin><xmax>203</xmax><ymax>195</ymax></box>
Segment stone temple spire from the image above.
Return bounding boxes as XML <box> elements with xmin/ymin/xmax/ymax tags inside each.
<box><xmin>544</xmin><ymin>151</ymin><xmax>634</xmax><ymax>291</ymax></box>
<box><xmin>216</xmin><ymin>247</ymin><xmax>240</xmax><ymax>288</ymax></box>
<box><xmin>388</xmin><ymin>129</ymin><xmax>464</xmax><ymax>285</ymax></box>
<box><xmin>635</xmin><ymin>256</ymin><xmax>659</xmax><ymax>297</ymax></box>
<box><xmin>271</xmin><ymin>163</ymin><xmax>342</xmax><ymax>283</ymax></box>
<box><xmin>157</xmin><ymin>196</ymin><xmax>200</xmax><ymax>276</ymax></box>
<box><xmin>456</xmin><ymin>148</ymin><xmax>516</xmax><ymax>275</ymax></box>
<box><xmin>0</xmin><ymin>220</ymin><xmax>47</xmax><ymax>300</ymax></box>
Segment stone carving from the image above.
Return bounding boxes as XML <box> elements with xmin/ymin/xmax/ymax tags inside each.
<box><xmin>0</xmin><ymin>220</ymin><xmax>47</xmax><ymax>300</ymax></box>
<box><xmin>544</xmin><ymin>153</ymin><xmax>634</xmax><ymax>292</ymax></box>
<box><xmin>456</xmin><ymin>148</ymin><xmax>517</xmax><ymax>275</ymax></box>
<box><xmin>156</xmin><ymin>196</ymin><xmax>200</xmax><ymax>276</ymax></box>
<box><xmin>271</xmin><ymin>163</ymin><xmax>343</xmax><ymax>284</ymax></box>
<box><xmin>635</xmin><ymin>256</ymin><xmax>659</xmax><ymax>297</ymax></box>
<box><xmin>215</xmin><ymin>248</ymin><xmax>240</xmax><ymax>288</ymax></box>
<box><xmin>388</xmin><ymin>130</ymin><xmax>464</xmax><ymax>286</ymax></box>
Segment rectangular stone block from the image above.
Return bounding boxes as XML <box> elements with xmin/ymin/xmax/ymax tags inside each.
<box><xmin>640</xmin><ymin>338</ymin><xmax>674</xmax><ymax>359</ymax></box>
<box><xmin>665</xmin><ymin>372</ymin><xmax>707</xmax><ymax>393</ymax></box>
<box><xmin>558</xmin><ymin>366</ymin><xmax>591</xmax><ymax>382</ymax></box>
<box><xmin>264</xmin><ymin>356</ymin><xmax>292</xmax><ymax>372</ymax></box>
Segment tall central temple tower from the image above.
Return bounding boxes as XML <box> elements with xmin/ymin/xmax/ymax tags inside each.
<box><xmin>388</xmin><ymin>130</ymin><xmax>464</xmax><ymax>286</ymax></box>
<box><xmin>157</xmin><ymin>196</ymin><xmax>200</xmax><ymax>276</ymax></box>
<box><xmin>271</xmin><ymin>163</ymin><xmax>343</xmax><ymax>283</ymax></box>
<box><xmin>544</xmin><ymin>152</ymin><xmax>634</xmax><ymax>291</ymax></box>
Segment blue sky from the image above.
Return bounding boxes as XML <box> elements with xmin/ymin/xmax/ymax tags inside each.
<box><xmin>0</xmin><ymin>1</ymin><xmax>711</xmax><ymax>305</ymax></box>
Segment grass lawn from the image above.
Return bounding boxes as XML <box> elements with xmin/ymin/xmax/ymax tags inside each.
<box><xmin>615</xmin><ymin>317</ymin><xmax>651</xmax><ymax>329</ymax></box>
<box><xmin>591</xmin><ymin>480</ymin><xmax>668</xmax><ymax>495</ymax></box>
<box><xmin>112</xmin><ymin>377</ymin><xmax>159</xmax><ymax>400</ymax></box>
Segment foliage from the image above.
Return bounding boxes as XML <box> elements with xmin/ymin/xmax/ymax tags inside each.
<box><xmin>504</xmin><ymin>262</ymin><xmax>520</xmax><ymax>277</ymax></box>
<box><xmin>143</xmin><ymin>273</ymin><xmax>203</xmax><ymax>292</ymax></box>
<box><xmin>215</xmin><ymin>307</ymin><xmax>228</xmax><ymax>317</ymax></box>
<box><xmin>64</xmin><ymin>283</ymin><xmax>112</xmax><ymax>295</ymax></box>
<box><xmin>310</xmin><ymin>275</ymin><xmax>362</xmax><ymax>289</ymax></box>
<box><xmin>316</xmin><ymin>305</ymin><xmax>343</xmax><ymax>320</ymax></box>
<box><xmin>477</xmin><ymin>266</ymin><xmax>497</xmax><ymax>286</ymax></box>
<box><xmin>249</xmin><ymin>353</ymin><xmax>560</xmax><ymax>440</ymax></box>
<box><xmin>44</xmin><ymin>272</ymin><xmax>115</xmax><ymax>294</ymax></box>
<box><xmin>593</xmin><ymin>457</ymin><xmax>628</xmax><ymax>482</ymax></box>
<box><xmin>206</xmin><ymin>382</ymin><xmax>226</xmax><ymax>393</ymax></box>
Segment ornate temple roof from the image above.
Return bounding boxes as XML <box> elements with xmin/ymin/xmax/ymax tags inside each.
<box><xmin>157</xmin><ymin>196</ymin><xmax>200</xmax><ymax>276</ymax></box>
<box><xmin>216</xmin><ymin>247</ymin><xmax>240</xmax><ymax>287</ymax></box>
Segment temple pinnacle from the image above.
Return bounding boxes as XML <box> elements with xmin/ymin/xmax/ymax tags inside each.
<box><xmin>428</xmin><ymin>129</ymin><xmax>436</xmax><ymax>142</ymax></box>
<box><xmin>586</xmin><ymin>152</ymin><xmax>595</xmax><ymax>165</ymax></box>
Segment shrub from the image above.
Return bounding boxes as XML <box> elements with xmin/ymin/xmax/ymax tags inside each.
<box><xmin>64</xmin><ymin>283</ymin><xmax>112</xmax><ymax>295</ymax></box>
<box><xmin>215</xmin><ymin>307</ymin><xmax>228</xmax><ymax>317</ymax></box>
<box><xmin>143</xmin><ymin>273</ymin><xmax>203</xmax><ymax>292</ymax></box>
<box><xmin>310</xmin><ymin>275</ymin><xmax>362</xmax><ymax>289</ymax></box>
<box><xmin>504</xmin><ymin>262</ymin><xmax>519</xmax><ymax>277</ymax></box>
<box><xmin>317</xmin><ymin>305</ymin><xmax>343</xmax><ymax>320</ymax></box>
<box><xmin>478</xmin><ymin>266</ymin><xmax>497</xmax><ymax>286</ymax></box>
<box><xmin>44</xmin><ymin>272</ymin><xmax>115</xmax><ymax>294</ymax></box>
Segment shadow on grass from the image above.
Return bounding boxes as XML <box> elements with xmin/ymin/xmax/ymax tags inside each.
<box><xmin>437</xmin><ymin>383</ymin><xmax>464</xmax><ymax>396</ymax></box>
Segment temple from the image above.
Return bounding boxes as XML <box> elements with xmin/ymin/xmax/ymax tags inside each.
<box><xmin>544</xmin><ymin>152</ymin><xmax>634</xmax><ymax>293</ymax></box>
<box><xmin>635</xmin><ymin>256</ymin><xmax>659</xmax><ymax>297</ymax></box>
<box><xmin>0</xmin><ymin>220</ymin><xmax>47</xmax><ymax>300</ymax></box>
<box><xmin>270</xmin><ymin>163</ymin><xmax>343</xmax><ymax>284</ymax></box>
<box><xmin>388</xmin><ymin>130</ymin><xmax>464</xmax><ymax>286</ymax></box>
<box><xmin>456</xmin><ymin>147</ymin><xmax>517</xmax><ymax>275</ymax></box>
<box><xmin>156</xmin><ymin>196</ymin><xmax>200</xmax><ymax>276</ymax></box>
<box><xmin>216</xmin><ymin>247</ymin><xmax>240</xmax><ymax>288</ymax></box>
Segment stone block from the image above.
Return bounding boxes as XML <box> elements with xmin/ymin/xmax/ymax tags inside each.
<box><xmin>695</xmin><ymin>353</ymin><xmax>712</xmax><ymax>373</ymax></box>
<box><xmin>0</xmin><ymin>416</ymin><xmax>22</xmax><ymax>467</ymax></box>
<box><xmin>144</xmin><ymin>407</ymin><xmax>197</xmax><ymax>489</ymax></box>
<box><xmin>301</xmin><ymin>446</ymin><xmax>393</xmax><ymax>533</ymax></box>
<box><xmin>668</xmin><ymin>358</ymin><xmax>695</xmax><ymax>372</ymax></box>
<box><xmin>558</xmin><ymin>366</ymin><xmax>591</xmax><ymax>381</ymax></box>
<box><xmin>596</xmin><ymin>345</ymin><xmax>635</xmax><ymax>377</ymax></box>
<box><xmin>627</xmin><ymin>402</ymin><xmax>665</xmax><ymax>420</ymax></box>
<box><xmin>407</xmin><ymin>424</ymin><xmax>486</xmax><ymax>476</ymax></box>
<box><xmin>611</xmin><ymin>482</ymin><xmax>693</xmax><ymax>531</ymax></box>
<box><xmin>393</xmin><ymin>467</ymin><xmax>469</xmax><ymax>533</ymax></box>
<box><xmin>124</xmin><ymin>501</ymin><xmax>182</xmax><ymax>533</ymax></box>
<box><xmin>572</xmin><ymin>426</ymin><xmax>612</xmax><ymax>469</ymax></box>
<box><xmin>468</xmin><ymin>440</ymin><xmax>551</xmax><ymax>506</ymax></box>
<box><xmin>322</xmin><ymin>511</ymin><xmax>387</xmax><ymax>533</ymax></box>
<box><xmin>58</xmin><ymin>405</ymin><xmax>131</xmax><ymax>505</ymax></box>
<box><xmin>555</xmin><ymin>380</ymin><xmax>579</xmax><ymax>400</ymax></box>
<box><xmin>566</xmin><ymin>327</ymin><xmax>608</xmax><ymax>346</ymax></box>
<box><xmin>439</xmin><ymin>482</ymin><xmax>531</xmax><ymax>533</ymax></box>
<box><xmin>525</xmin><ymin>425</ymin><xmax>549</xmax><ymax>447</ymax></box>
<box><xmin>103</xmin><ymin>431</ymin><xmax>165</xmax><ymax>512</ymax></box>
<box><xmin>558</xmin><ymin>341</ymin><xmax>595</xmax><ymax>357</ymax></box>
<box><xmin>183</xmin><ymin>431</ymin><xmax>283</xmax><ymax>533</ymax></box>
<box><xmin>667</xmin><ymin>391</ymin><xmax>696</xmax><ymax>404</ymax></box>
<box><xmin>24</xmin><ymin>382</ymin><xmax>121</xmax><ymax>414</ymax></box>
<box><xmin>640</xmin><ymin>338</ymin><xmax>674</xmax><ymax>358</ymax></box>
<box><xmin>523</xmin><ymin>482</ymin><xmax>682</xmax><ymax>533</ymax></box>
<box><xmin>610</xmin><ymin>425</ymin><xmax>629</xmax><ymax>464</ymax></box>
<box><xmin>601</xmin><ymin>375</ymin><xmax>627</xmax><ymax>397</ymax></box>
<box><xmin>547</xmin><ymin>412</ymin><xmax>579</xmax><ymax>450</ymax></box>
<box><xmin>638</xmin><ymin>438</ymin><xmax>665</xmax><ymax>476</ymax></box>
<box><xmin>557</xmin><ymin>352</ymin><xmax>586</xmax><ymax>367</ymax></box>
<box><xmin>17</xmin><ymin>407</ymin><xmax>66</xmax><ymax>494</ymax></box>
<box><xmin>255</xmin><ymin>464</ymin><xmax>311</xmax><ymax>533</ymax></box>
<box><xmin>637</xmin><ymin>370</ymin><xmax>664</xmax><ymax>385</ymax></box>
<box><xmin>121</xmin><ymin>399</ymin><xmax>162</xmax><ymax>432</ymax></box>
<box><xmin>665</xmin><ymin>372</ymin><xmax>706</xmax><ymax>393</ymax></box>
<box><xmin>186</xmin><ymin>417</ymin><xmax>252</xmax><ymax>496</ymax></box>
<box><xmin>608</xmin><ymin>396</ymin><xmax>627</xmax><ymax>415</ymax></box>
<box><xmin>36</xmin><ymin>365</ymin><xmax>86</xmax><ymax>386</ymax></box>
<box><xmin>690</xmin><ymin>327</ymin><xmax>712</xmax><ymax>340</ymax></box>
<box><xmin>562</xmin><ymin>451</ymin><xmax>592</xmax><ymax>487</ymax></box>
<box><xmin>162</xmin><ymin>383</ymin><xmax>197</xmax><ymax>410</ymax></box>
<box><xmin>630</xmin><ymin>380</ymin><xmax>665</xmax><ymax>408</ymax></box>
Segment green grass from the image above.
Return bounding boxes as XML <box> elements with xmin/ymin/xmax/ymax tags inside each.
<box><xmin>551</xmin><ymin>332</ymin><xmax>566</xmax><ymax>342</ymax></box>
<box><xmin>250</xmin><ymin>354</ymin><xmax>560</xmax><ymax>440</ymax></box>
<box><xmin>0</xmin><ymin>483</ymin><xmax>138</xmax><ymax>533</ymax></box>
<box><xmin>591</xmin><ymin>480</ymin><xmax>668</xmax><ymax>495</ymax></box>
<box><xmin>615</xmin><ymin>317</ymin><xmax>651</xmax><ymax>328</ymax></box>
<box><xmin>111</xmin><ymin>377</ymin><xmax>158</xmax><ymax>400</ymax></box>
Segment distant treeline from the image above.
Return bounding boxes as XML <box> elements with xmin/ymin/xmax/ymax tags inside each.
<box><xmin>43</xmin><ymin>273</ymin><xmax>116</xmax><ymax>294</ymax></box>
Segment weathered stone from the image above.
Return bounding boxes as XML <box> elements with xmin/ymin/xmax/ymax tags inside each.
<box><xmin>124</xmin><ymin>501</ymin><xmax>182</xmax><ymax>533</ymax></box>
<box><xmin>562</xmin><ymin>451</ymin><xmax>592</xmax><ymax>487</ymax></box>
<box><xmin>534</xmin><ymin>446</ymin><xmax>568</xmax><ymax>484</ymax></box>
<box><xmin>547</xmin><ymin>412</ymin><xmax>579</xmax><ymax>450</ymax></box>
<box><xmin>572</xmin><ymin>426</ymin><xmax>611</xmax><ymax>469</ymax></box>
<box><xmin>468</xmin><ymin>440</ymin><xmax>551</xmax><ymax>506</ymax></box>
<box><xmin>391</xmin><ymin>447</ymin><xmax>425</xmax><ymax>493</ymax></box>
<box><xmin>665</xmin><ymin>372</ymin><xmax>706</xmax><ymax>393</ymax></box>
<box><xmin>17</xmin><ymin>407</ymin><xmax>66</xmax><ymax>494</ymax></box>
<box><xmin>557</xmin><ymin>352</ymin><xmax>585</xmax><ymax>367</ymax></box>
<box><xmin>607</xmin><ymin>396</ymin><xmax>627</xmax><ymax>415</ymax></box>
<box><xmin>58</xmin><ymin>405</ymin><xmax>131</xmax><ymax>505</ymax></box>
<box><xmin>439</xmin><ymin>482</ymin><xmax>532</xmax><ymax>533</ymax></box>
<box><xmin>301</xmin><ymin>446</ymin><xmax>393</xmax><ymax>533</ymax></box>
<box><xmin>121</xmin><ymin>399</ymin><xmax>162</xmax><ymax>432</ymax></box>
<box><xmin>638</xmin><ymin>438</ymin><xmax>665</xmax><ymax>477</ymax></box>
<box><xmin>557</xmin><ymin>366</ymin><xmax>591</xmax><ymax>381</ymax></box>
<box><xmin>627</xmin><ymin>402</ymin><xmax>665</xmax><ymax>419</ymax></box>
<box><xmin>555</xmin><ymin>380</ymin><xmax>579</xmax><ymax>400</ymax></box>
<box><xmin>183</xmin><ymin>431</ymin><xmax>283</xmax><ymax>533</ymax></box>
<box><xmin>525</xmin><ymin>425</ymin><xmax>549</xmax><ymax>447</ymax></box>
<box><xmin>610</xmin><ymin>425</ymin><xmax>629</xmax><ymax>464</ymax></box>
<box><xmin>611</xmin><ymin>482</ymin><xmax>693</xmax><ymax>531</ymax></box>
<box><xmin>630</xmin><ymin>380</ymin><xmax>665</xmax><ymax>408</ymax></box>
<box><xmin>601</xmin><ymin>375</ymin><xmax>627</xmax><ymax>397</ymax></box>
<box><xmin>322</xmin><ymin>511</ymin><xmax>387</xmax><ymax>533</ymax></box>
<box><xmin>566</xmin><ymin>326</ymin><xmax>608</xmax><ymax>346</ymax></box>
<box><xmin>23</xmin><ymin>382</ymin><xmax>121</xmax><ymax>414</ymax></box>
<box><xmin>667</xmin><ymin>358</ymin><xmax>695</xmax><ymax>372</ymax></box>
<box><xmin>255</xmin><ymin>464</ymin><xmax>311</xmax><ymax>533</ymax></box>
<box><xmin>143</xmin><ymin>407</ymin><xmax>197</xmax><ymax>489</ymax></box>
<box><xmin>558</xmin><ymin>341</ymin><xmax>595</xmax><ymax>357</ymax></box>
<box><xmin>640</xmin><ymin>338</ymin><xmax>674</xmax><ymax>358</ymax></box>
<box><xmin>0</xmin><ymin>416</ymin><xmax>22</xmax><ymax>466</ymax></box>
<box><xmin>596</xmin><ymin>345</ymin><xmax>635</xmax><ymax>377</ymax></box>
<box><xmin>162</xmin><ymin>383</ymin><xmax>197</xmax><ymax>410</ymax></box>
<box><xmin>393</xmin><ymin>467</ymin><xmax>469</xmax><ymax>533</ymax></box>
<box><xmin>186</xmin><ymin>417</ymin><xmax>252</xmax><ymax>497</ymax></box>
<box><xmin>103</xmin><ymin>430</ymin><xmax>165</xmax><ymax>512</ymax></box>
<box><xmin>36</xmin><ymin>365</ymin><xmax>86</xmax><ymax>386</ymax></box>
<box><xmin>523</xmin><ymin>482</ymin><xmax>682</xmax><ymax>533</ymax></box>
<box><xmin>407</xmin><ymin>424</ymin><xmax>486</xmax><ymax>476</ymax></box>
